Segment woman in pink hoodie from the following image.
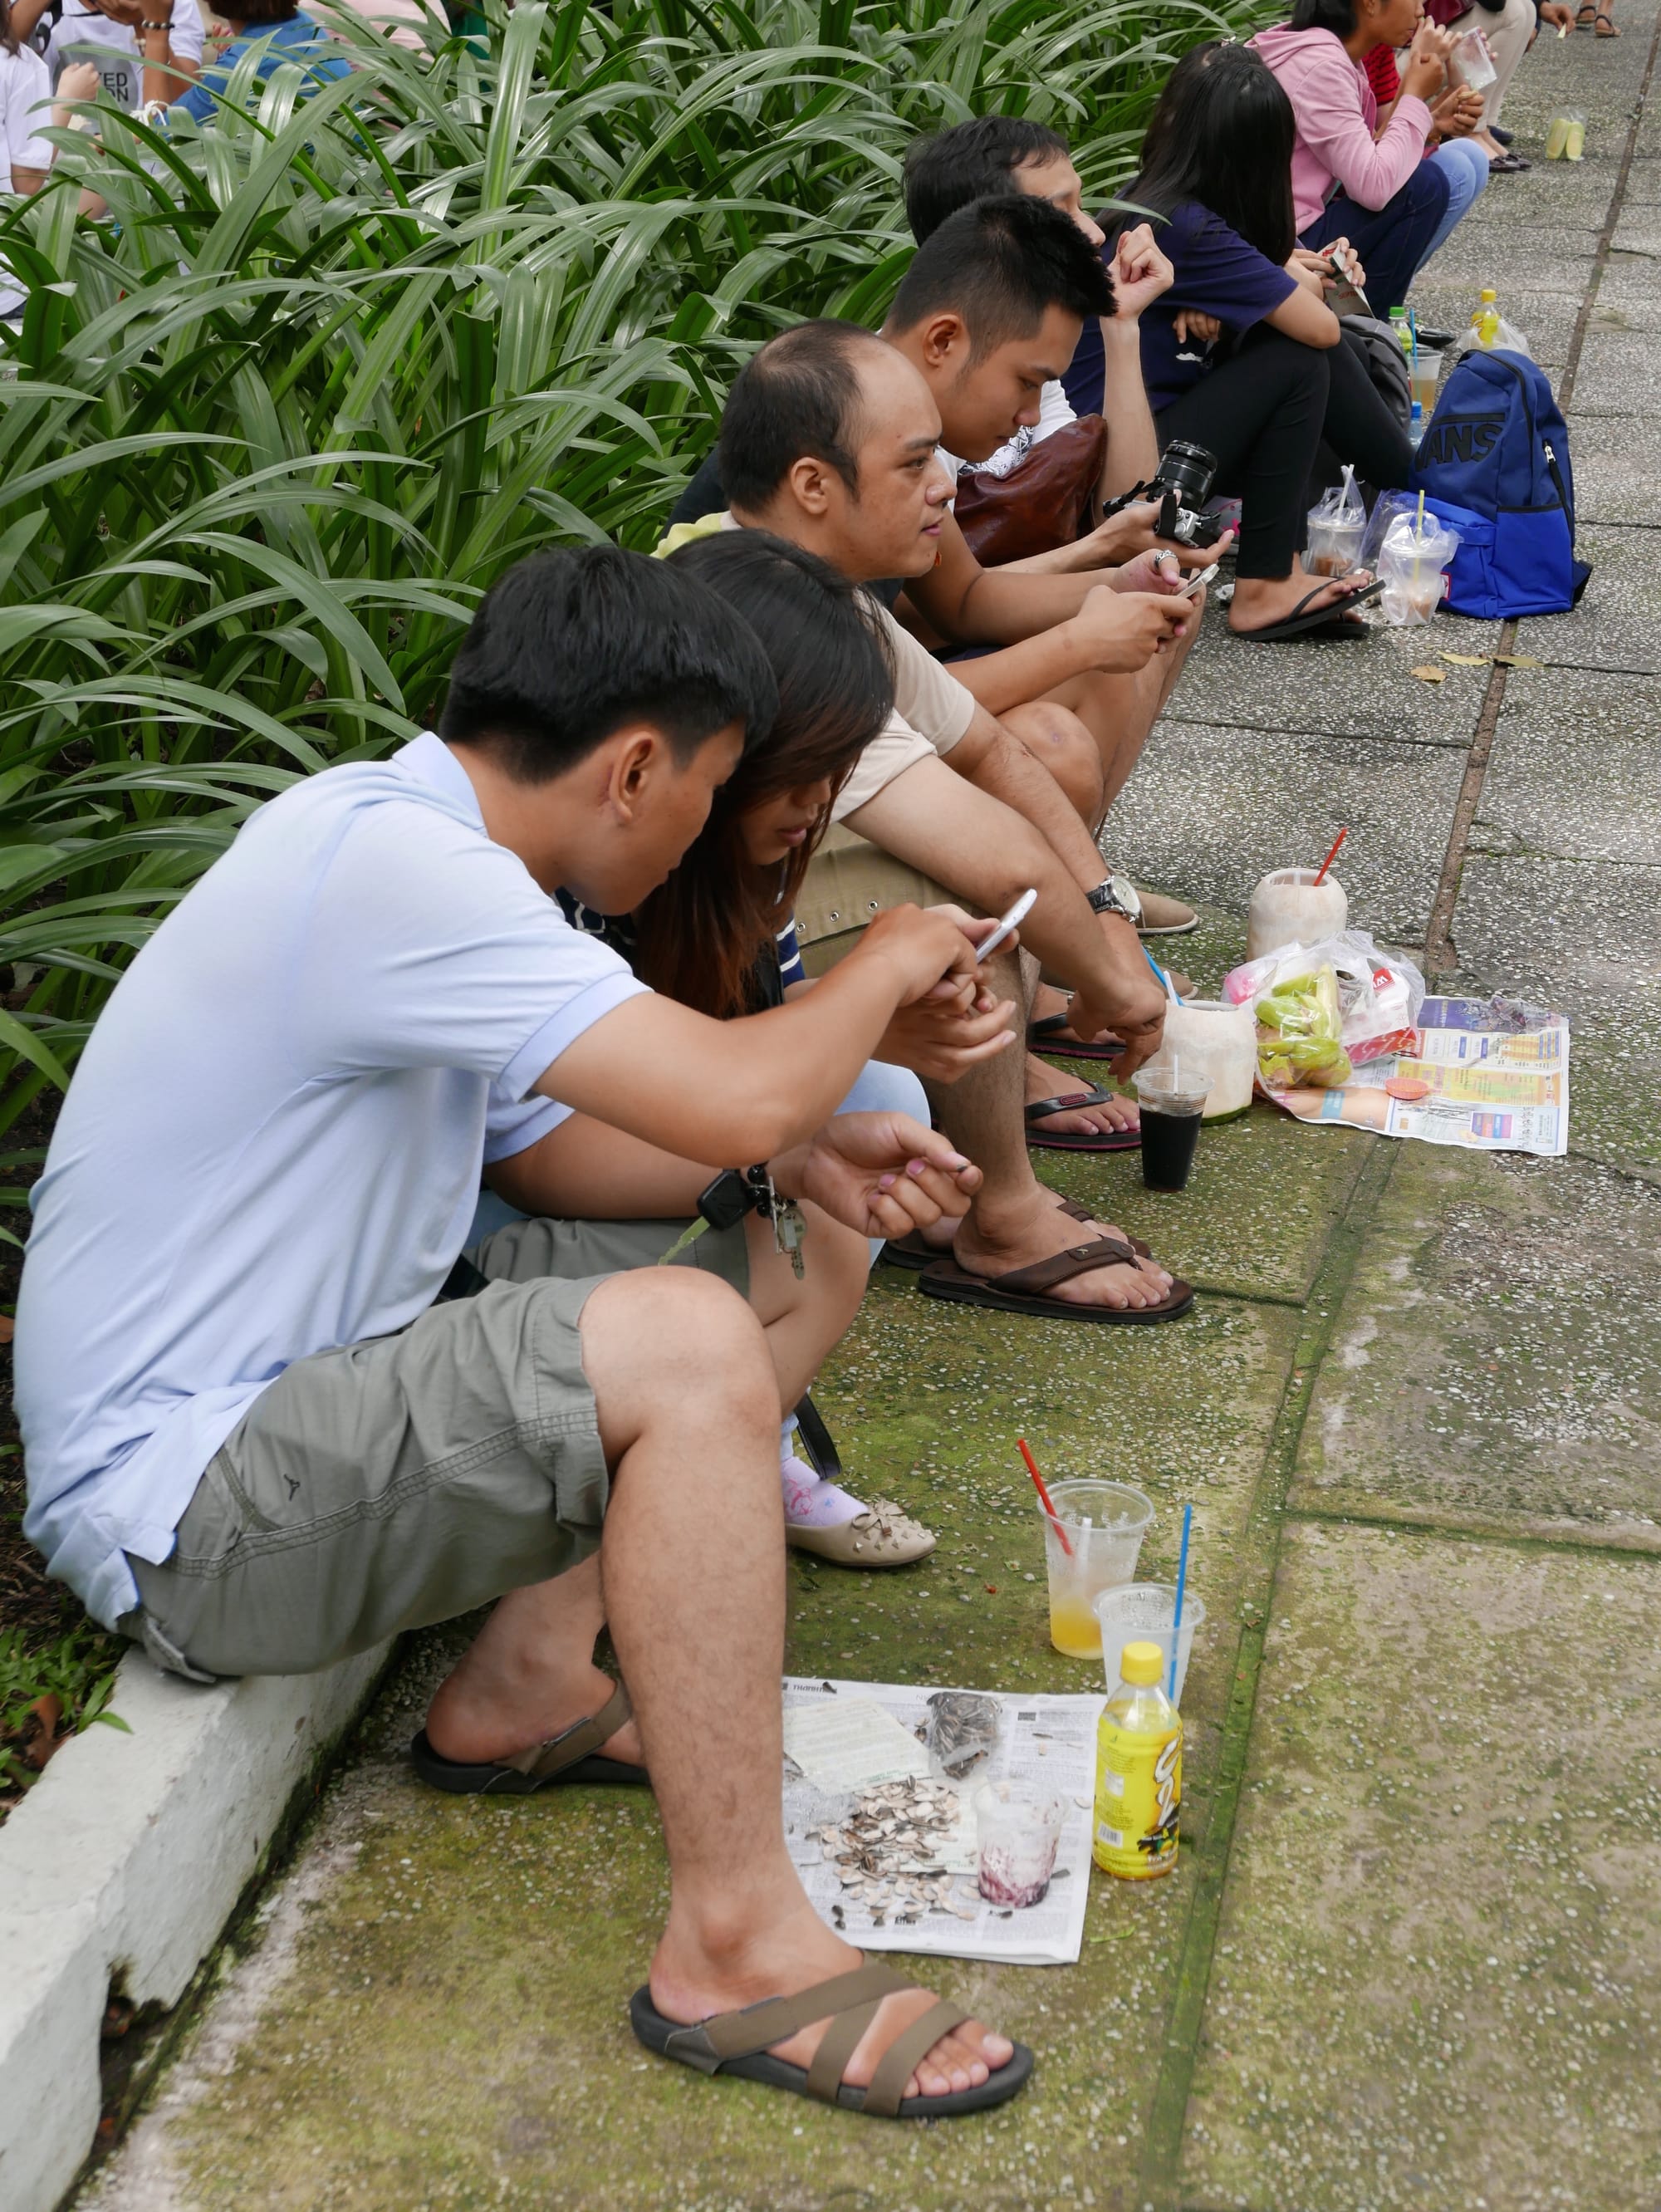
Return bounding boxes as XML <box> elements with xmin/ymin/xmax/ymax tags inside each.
<box><xmin>1252</xmin><ymin>0</ymin><xmax>1490</xmax><ymax>316</ymax></box>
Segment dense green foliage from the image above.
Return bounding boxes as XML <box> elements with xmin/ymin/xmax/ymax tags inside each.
<box><xmin>0</xmin><ymin>0</ymin><xmax>1268</xmax><ymax>1154</ymax></box>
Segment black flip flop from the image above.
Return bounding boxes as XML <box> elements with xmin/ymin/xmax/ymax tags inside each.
<box><xmin>411</xmin><ymin>1680</ymin><xmax>646</xmax><ymax>1793</ymax></box>
<box><xmin>1026</xmin><ymin>1083</ymin><xmax>1141</xmax><ymax>1153</ymax></box>
<box><xmin>630</xmin><ymin>1962</ymin><xmax>1035</xmax><ymax>2120</ymax></box>
<box><xmin>1232</xmin><ymin>576</ymin><xmax>1384</xmax><ymax>644</ymax></box>
<box><xmin>1027</xmin><ymin>1012</ymin><xmax>1125</xmax><ymax>1062</ymax></box>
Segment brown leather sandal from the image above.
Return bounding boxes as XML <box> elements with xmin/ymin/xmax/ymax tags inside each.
<box><xmin>630</xmin><ymin>1959</ymin><xmax>1034</xmax><ymax>2117</ymax></box>
<box><xmin>410</xmin><ymin>1680</ymin><xmax>646</xmax><ymax>1794</ymax></box>
<box><xmin>919</xmin><ymin>1234</ymin><xmax>1193</xmax><ymax>1325</ymax></box>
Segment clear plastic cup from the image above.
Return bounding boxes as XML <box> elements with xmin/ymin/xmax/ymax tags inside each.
<box><xmin>1132</xmin><ymin>1059</ymin><xmax>1210</xmax><ymax>1193</ymax></box>
<box><xmin>1038</xmin><ymin>1478</ymin><xmax>1154</xmax><ymax>1656</ymax></box>
<box><xmin>974</xmin><ymin>1782</ymin><xmax>1066</xmax><ymax>1907</ymax></box>
<box><xmin>1409</xmin><ymin>350</ymin><xmax>1443</xmax><ymax>417</ymax></box>
<box><xmin>1452</xmin><ymin>26</ymin><xmax>1497</xmax><ymax>88</ymax></box>
<box><xmin>1094</xmin><ymin>1582</ymin><xmax>1208</xmax><ymax>1706</ymax></box>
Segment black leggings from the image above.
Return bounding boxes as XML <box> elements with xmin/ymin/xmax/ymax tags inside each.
<box><xmin>1154</xmin><ymin>326</ymin><xmax>1413</xmax><ymax>579</ymax></box>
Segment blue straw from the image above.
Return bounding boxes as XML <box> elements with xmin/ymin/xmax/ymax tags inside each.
<box><xmin>1143</xmin><ymin>945</ymin><xmax>1178</xmax><ymax>1003</ymax></box>
<box><xmin>1169</xmin><ymin>1502</ymin><xmax>1193</xmax><ymax>1703</ymax></box>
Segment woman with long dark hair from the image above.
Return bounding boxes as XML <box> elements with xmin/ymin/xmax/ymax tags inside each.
<box><xmin>1064</xmin><ymin>41</ymin><xmax>1411</xmax><ymax>642</ymax></box>
<box><xmin>485</xmin><ymin>528</ymin><xmax>1017</xmax><ymax>1566</ymax></box>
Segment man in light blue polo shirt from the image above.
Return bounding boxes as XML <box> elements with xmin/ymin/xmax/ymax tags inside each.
<box><xmin>14</xmin><ymin>544</ymin><xmax>1034</xmax><ymax>2121</ymax></box>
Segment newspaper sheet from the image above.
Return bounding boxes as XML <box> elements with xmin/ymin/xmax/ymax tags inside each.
<box><xmin>782</xmin><ymin>1676</ymin><xmax>1100</xmax><ymax>1968</ymax></box>
<box><xmin>1274</xmin><ymin>994</ymin><xmax>1568</xmax><ymax>1156</ymax></box>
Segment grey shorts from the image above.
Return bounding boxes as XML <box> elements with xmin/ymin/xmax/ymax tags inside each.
<box><xmin>122</xmin><ymin>1213</ymin><xmax>747</xmax><ymax>1681</ymax></box>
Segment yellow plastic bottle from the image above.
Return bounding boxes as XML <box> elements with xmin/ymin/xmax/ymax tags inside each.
<box><xmin>1092</xmin><ymin>1639</ymin><xmax>1182</xmax><ymax>1880</ymax></box>
<box><xmin>1471</xmin><ymin>288</ymin><xmax>1502</xmax><ymax>347</ymax></box>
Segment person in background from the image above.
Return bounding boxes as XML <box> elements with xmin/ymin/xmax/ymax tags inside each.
<box><xmin>0</xmin><ymin>20</ymin><xmax>98</xmax><ymax>325</ymax></box>
<box><xmin>1416</xmin><ymin>0</ymin><xmax>1570</xmax><ymax>169</ymax></box>
<box><xmin>1252</xmin><ymin>0</ymin><xmax>1491</xmax><ymax>317</ymax></box>
<box><xmin>1068</xmin><ymin>42</ymin><xmax>1409</xmax><ymax>644</ymax></box>
<box><xmin>136</xmin><ymin>0</ymin><xmax>345</xmax><ymax>122</ymax></box>
<box><xmin>15</xmin><ymin>0</ymin><xmax>200</xmax><ymax>105</ymax></box>
<box><xmin>900</xmin><ymin>115</ymin><xmax>1189</xmax><ymax>533</ymax></box>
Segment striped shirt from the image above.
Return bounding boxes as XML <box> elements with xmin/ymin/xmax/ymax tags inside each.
<box><xmin>557</xmin><ymin>895</ymin><xmax>804</xmax><ymax>1006</ymax></box>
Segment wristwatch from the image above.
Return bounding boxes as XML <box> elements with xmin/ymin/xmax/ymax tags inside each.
<box><xmin>1085</xmin><ymin>873</ymin><xmax>1143</xmax><ymax>925</ymax></box>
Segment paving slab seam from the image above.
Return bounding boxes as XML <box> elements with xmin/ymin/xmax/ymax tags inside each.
<box><xmin>1284</xmin><ymin>1499</ymin><xmax>1661</xmax><ymax>1561</ymax></box>
<box><xmin>1425</xmin><ymin>10</ymin><xmax>1661</xmax><ymax>981</ymax></box>
<box><xmin>1137</xmin><ymin>1137</ymin><xmax>1402</xmax><ymax>2210</ymax></box>
<box><xmin>1158</xmin><ymin>713</ymin><xmax>1473</xmax><ymax>751</ymax></box>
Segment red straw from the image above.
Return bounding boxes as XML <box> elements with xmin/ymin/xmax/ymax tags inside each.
<box><xmin>1017</xmin><ymin>1437</ymin><xmax>1072</xmax><ymax>1557</ymax></box>
<box><xmin>1312</xmin><ymin>826</ymin><xmax>1348</xmax><ymax>886</ymax></box>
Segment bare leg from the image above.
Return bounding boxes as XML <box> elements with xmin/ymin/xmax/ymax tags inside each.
<box><xmin>921</xmin><ymin>949</ymin><xmax>1174</xmax><ymax>1312</ymax></box>
<box><xmin>424</xmin><ymin>1204</ymin><xmax>867</xmax><ymax>1768</ymax></box>
<box><xmin>743</xmin><ymin>1199</ymin><xmax>867</xmax><ymax>1410</ymax></box>
<box><xmin>586</xmin><ymin>1269</ymin><xmax>1015</xmax><ymax>2098</ymax></box>
<box><xmin>1001</xmin><ymin>606</ymin><xmax>1202</xmax><ymax>834</ymax></box>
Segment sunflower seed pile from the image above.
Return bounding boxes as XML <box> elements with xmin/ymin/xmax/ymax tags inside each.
<box><xmin>819</xmin><ymin>1778</ymin><xmax>977</xmax><ymax>1925</ymax></box>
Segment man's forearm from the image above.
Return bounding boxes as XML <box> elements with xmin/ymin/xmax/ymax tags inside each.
<box><xmin>8</xmin><ymin>0</ymin><xmax>52</xmax><ymax>39</ymax></box>
<box><xmin>914</xmin><ymin>559</ymin><xmax>1111</xmax><ymax>645</ymax></box>
<box><xmin>1100</xmin><ymin>319</ymin><xmax>1160</xmax><ymax>496</ymax></box>
<box><xmin>942</xmin><ymin>629</ymin><xmax>1096</xmax><ymax>718</ymax></box>
<box><xmin>543</xmin><ymin>944</ymin><xmax>919</xmax><ymax>1165</ymax></box>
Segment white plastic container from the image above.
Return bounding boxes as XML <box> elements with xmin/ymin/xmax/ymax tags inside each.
<box><xmin>1153</xmin><ymin>998</ymin><xmax>1257</xmax><ymax>1120</ymax></box>
<box><xmin>1246</xmin><ymin>868</ymin><xmax>1349</xmax><ymax>962</ymax></box>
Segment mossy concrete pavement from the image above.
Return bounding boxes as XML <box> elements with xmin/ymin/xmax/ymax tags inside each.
<box><xmin>85</xmin><ymin>14</ymin><xmax>1661</xmax><ymax>2210</ymax></box>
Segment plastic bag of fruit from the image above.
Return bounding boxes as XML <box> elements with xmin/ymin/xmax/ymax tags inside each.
<box><xmin>1223</xmin><ymin>931</ymin><xmax>1426</xmax><ymax>1092</ymax></box>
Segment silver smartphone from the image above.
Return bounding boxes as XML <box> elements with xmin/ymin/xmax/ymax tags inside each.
<box><xmin>976</xmin><ymin>886</ymin><xmax>1037</xmax><ymax>964</ymax></box>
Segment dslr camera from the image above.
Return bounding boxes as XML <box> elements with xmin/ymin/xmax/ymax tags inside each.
<box><xmin>1148</xmin><ymin>440</ymin><xmax>1226</xmax><ymax>549</ymax></box>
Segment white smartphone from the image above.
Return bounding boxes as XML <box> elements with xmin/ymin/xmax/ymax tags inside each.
<box><xmin>1177</xmin><ymin>562</ymin><xmax>1218</xmax><ymax>598</ymax></box>
<box><xmin>976</xmin><ymin>886</ymin><xmax>1037</xmax><ymax>965</ymax></box>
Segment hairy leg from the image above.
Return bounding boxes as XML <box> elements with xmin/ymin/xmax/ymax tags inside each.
<box><xmin>587</xmin><ymin>1268</ymin><xmax>1016</xmax><ymax>2098</ymax></box>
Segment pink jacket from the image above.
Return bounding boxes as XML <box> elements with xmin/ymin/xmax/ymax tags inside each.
<box><xmin>1250</xmin><ymin>24</ymin><xmax>1434</xmax><ymax>237</ymax></box>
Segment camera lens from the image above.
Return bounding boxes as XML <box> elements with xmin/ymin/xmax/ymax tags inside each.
<box><xmin>1159</xmin><ymin>440</ymin><xmax>1218</xmax><ymax>507</ymax></box>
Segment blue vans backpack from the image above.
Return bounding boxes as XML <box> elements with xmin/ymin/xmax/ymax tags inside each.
<box><xmin>1409</xmin><ymin>348</ymin><xmax>1591</xmax><ymax>619</ymax></box>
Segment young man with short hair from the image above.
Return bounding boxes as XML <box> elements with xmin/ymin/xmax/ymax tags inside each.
<box><xmin>673</xmin><ymin>197</ymin><xmax>1208</xmax><ymax>843</ymax></box>
<box><xmin>660</xmin><ymin>324</ymin><xmax>1195</xmax><ymax>1322</ymax></box>
<box><xmin>17</xmin><ymin>546</ymin><xmax>1032</xmax><ymax>2116</ymax></box>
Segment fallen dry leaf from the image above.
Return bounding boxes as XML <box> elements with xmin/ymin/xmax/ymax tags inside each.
<box><xmin>0</xmin><ymin>1315</ymin><xmax>13</xmax><ymax>1345</ymax></box>
<box><xmin>21</xmin><ymin>1693</ymin><xmax>65</xmax><ymax>1772</ymax></box>
<box><xmin>1492</xmin><ymin>653</ymin><xmax>1542</xmax><ymax>668</ymax></box>
<box><xmin>1439</xmin><ymin>651</ymin><xmax>1489</xmax><ymax>665</ymax></box>
<box><xmin>1410</xmin><ymin>665</ymin><xmax>1447</xmax><ymax>684</ymax></box>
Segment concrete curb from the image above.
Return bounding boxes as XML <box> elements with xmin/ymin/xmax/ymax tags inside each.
<box><xmin>0</xmin><ymin>1641</ymin><xmax>390</xmax><ymax>2212</ymax></box>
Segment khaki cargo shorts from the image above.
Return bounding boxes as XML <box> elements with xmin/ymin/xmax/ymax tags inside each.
<box><xmin>794</xmin><ymin>824</ymin><xmax>959</xmax><ymax>978</ymax></box>
<box><xmin>122</xmin><ymin>1213</ymin><xmax>747</xmax><ymax>1682</ymax></box>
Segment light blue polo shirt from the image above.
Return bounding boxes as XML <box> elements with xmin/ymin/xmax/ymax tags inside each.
<box><xmin>16</xmin><ymin>733</ymin><xmax>648</xmax><ymax>1630</ymax></box>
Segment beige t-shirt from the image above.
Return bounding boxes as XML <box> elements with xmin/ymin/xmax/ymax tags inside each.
<box><xmin>652</xmin><ymin>508</ymin><xmax>977</xmax><ymax>824</ymax></box>
<box><xmin>831</xmin><ymin>597</ymin><xmax>977</xmax><ymax>822</ymax></box>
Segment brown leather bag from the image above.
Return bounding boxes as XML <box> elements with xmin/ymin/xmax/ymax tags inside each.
<box><xmin>951</xmin><ymin>414</ymin><xmax>1109</xmax><ymax>566</ymax></box>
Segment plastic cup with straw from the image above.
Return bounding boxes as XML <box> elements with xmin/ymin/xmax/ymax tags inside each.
<box><xmin>1169</xmin><ymin>1502</ymin><xmax>1193</xmax><ymax>1703</ymax></box>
